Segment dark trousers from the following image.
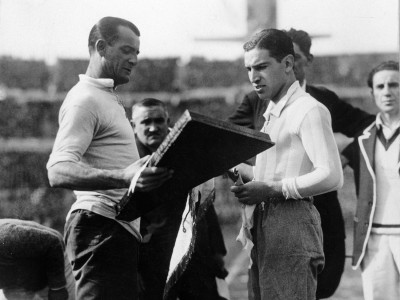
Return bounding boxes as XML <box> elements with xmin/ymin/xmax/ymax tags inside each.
<box><xmin>139</xmin><ymin>218</ymin><xmax>181</xmax><ymax>300</ymax></box>
<box><xmin>65</xmin><ymin>210</ymin><xmax>139</xmax><ymax>300</ymax></box>
<box><xmin>313</xmin><ymin>192</ymin><xmax>346</xmax><ymax>299</ymax></box>
<box><xmin>316</xmin><ymin>236</ymin><xmax>346</xmax><ymax>299</ymax></box>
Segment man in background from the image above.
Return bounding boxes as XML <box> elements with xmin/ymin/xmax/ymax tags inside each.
<box><xmin>342</xmin><ymin>61</ymin><xmax>400</xmax><ymax>300</ymax></box>
<box><xmin>229</xmin><ymin>28</ymin><xmax>374</xmax><ymax>299</ymax></box>
<box><xmin>47</xmin><ymin>17</ymin><xmax>172</xmax><ymax>299</ymax></box>
<box><xmin>0</xmin><ymin>219</ymin><xmax>75</xmax><ymax>300</ymax></box>
<box><xmin>132</xmin><ymin>98</ymin><xmax>228</xmax><ymax>300</ymax></box>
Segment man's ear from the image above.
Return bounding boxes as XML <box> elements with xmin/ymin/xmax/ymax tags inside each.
<box><xmin>96</xmin><ymin>40</ymin><xmax>107</xmax><ymax>56</ymax></box>
<box><xmin>307</xmin><ymin>54</ymin><xmax>314</xmax><ymax>64</ymax></box>
<box><xmin>284</xmin><ymin>54</ymin><xmax>295</xmax><ymax>72</ymax></box>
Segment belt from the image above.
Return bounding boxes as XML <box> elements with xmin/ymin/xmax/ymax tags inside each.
<box><xmin>261</xmin><ymin>196</ymin><xmax>314</xmax><ymax>207</ymax></box>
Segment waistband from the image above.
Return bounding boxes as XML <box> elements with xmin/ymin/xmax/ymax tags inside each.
<box><xmin>260</xmin><ymin>196</ymin><xmax>314</xmax><ymax>207</ymax></box>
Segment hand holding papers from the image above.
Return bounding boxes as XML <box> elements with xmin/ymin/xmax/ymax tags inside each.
<box><xmin>232</xmin><ymin>168</ymin><xmax>256</xmax><ymax>267</ymax></box>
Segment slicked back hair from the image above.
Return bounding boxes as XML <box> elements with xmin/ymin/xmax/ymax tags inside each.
<box><xmin>243</xmin><ymin>28</ymin><xmax>294</xmax><ymax>62</ymax></box>
<box><xmin>131</xmin><ymin>98</ymin><xmax>169</xmax><ymax>121</ymax></box>
<box><xmin>88</xmin><ymin>16</ymin><xmax>140</xmax><ymax>54</ymax></box>
<box><xmin>367</xmin><ymin>61</ymin><xmax>399</xmax><ymax>89</ymax></box>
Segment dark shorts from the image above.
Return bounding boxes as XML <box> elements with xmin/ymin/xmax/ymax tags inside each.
<box><xmin>249</xmin><ymin>200</ymin><xmax>325</xmax><ymax>300</ymax></box>
<box><xmin>64</xmin><ymin>210</ymin><xmax>139</xmax><ymax>300</ymax></box>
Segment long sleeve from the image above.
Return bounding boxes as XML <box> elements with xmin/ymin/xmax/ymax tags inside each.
<box><xmin>286</xmin><ymin>105</ymin><xmax>343</xmax><ymax>198</ymax></box>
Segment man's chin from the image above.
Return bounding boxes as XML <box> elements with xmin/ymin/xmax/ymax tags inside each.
<box><xmin>115</xmin><ymin>75</ymin><xmax>130</xmax><ymax>86</ymax></box>
<box><xmin>147</xmin><ymin>138</ymin><xmax>163</xmax><ymax>148</ymax></box>
<box><xmin>255</xmin><ymin>91</ymin><xmax>268</xmax><ymax>100</ymax></box>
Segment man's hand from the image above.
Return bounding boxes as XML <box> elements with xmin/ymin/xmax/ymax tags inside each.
<box><xmin>230</xmin><ymin>180</ymin><xmax>282</xmax><ymax>205</ymax></box>
<box><xmin>135</xmin><ymin>167</ymin><xmax>173</xmax><ymax>192</ymax></box>
<box><xmin>123</xmin><ymin>155</ymin><xmax>173</xmax><ymax>192</ymax></box>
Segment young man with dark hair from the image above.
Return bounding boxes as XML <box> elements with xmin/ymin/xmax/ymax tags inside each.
<box><xmin>230</xmin><ymin>28</ymin><xmax>343</xmax><ymax>299</ymax></box>
<box><xmin>342</xmin><ymin>61</ymin><xmax>400</xmax><ymax>300</ymax></box>
<box><xmin>229</xmin><ymin>28</ymin><xmax>374</xmax><ymax>299</ymax></box>
<box><xmin>47</xmin><ymin>17</ymin><xmax>172</xmax><ymax>299</ymax></box>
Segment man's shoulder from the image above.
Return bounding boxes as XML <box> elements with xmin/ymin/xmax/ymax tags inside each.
<box><xmin>63</xmin><ymin>82</ymin><xmax>100</xmax><ymax>109</ymax></box>
<box><xmin>306</xmin><ymin>84</ymin><xmax>339</xmax><ymax>102</ymax></box>
<box><xmin>291</xmin><ymin>92</ymin><xmax>329</xmax><ymax>115</ymax></box>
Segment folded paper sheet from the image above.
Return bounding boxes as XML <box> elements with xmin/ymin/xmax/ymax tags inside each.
<box><xmin>233</xmin><ymin>170</ymin><xmax>256</xmax><ymax>268</ymax></box>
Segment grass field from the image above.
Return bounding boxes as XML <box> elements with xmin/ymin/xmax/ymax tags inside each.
<box><xmin>221</xmin><ymin>166</ymin><xmax>364</xmax><ymax>300</ymax></box>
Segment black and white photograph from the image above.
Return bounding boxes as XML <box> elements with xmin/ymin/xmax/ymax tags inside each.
<box><xmin>0</xmin><ymin>0</ymin><xmax>398</xmax><ymax>299</ymax></box>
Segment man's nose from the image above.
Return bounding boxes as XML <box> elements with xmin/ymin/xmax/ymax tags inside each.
<box><xmin>249</xmin><ymin>69</ymin><xmax>260</xmax><ymax>84</ymax></box>
<box><xmin>383</xmin><ymin>84</ymin><xmax>391</xmax><ymax>95</ymax></box>
<box><xmin>148</xmin><ymin>123</ymin><xmax>158</xmax><ymax>131</ymax></box>
<box><xmin>129</xmin><ymin>54</ymin><xmax>138</xmax><ymax>66</ymax></box>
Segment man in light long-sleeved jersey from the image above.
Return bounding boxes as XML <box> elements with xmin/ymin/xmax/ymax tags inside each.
<box><xmin>230</xmin><ymin>29</ymin><xmax>343</xmax><ymax>300</ymax></box>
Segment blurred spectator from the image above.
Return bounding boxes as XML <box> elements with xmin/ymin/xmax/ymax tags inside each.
<box><xmin>0</xmin><ymin>219</ymin><xmax>75</xmax><ymax>300</ymax></box>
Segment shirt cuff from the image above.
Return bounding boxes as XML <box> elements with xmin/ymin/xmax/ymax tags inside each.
<box><xmin>282</xmin><ymin>178</ymin><xmax>302</xmax><ymax>200</ymax></box>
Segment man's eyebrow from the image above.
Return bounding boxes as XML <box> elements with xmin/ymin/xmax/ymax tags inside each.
<box><xmin>253</xmin><ymin>61</ymin><xmax>269</xmax><ymax>68</ymax></box>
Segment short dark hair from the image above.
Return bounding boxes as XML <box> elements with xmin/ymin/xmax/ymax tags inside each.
<box><xmin>132</xmin><ymin>98</ymin><xmax>168</xmax><ymax>120</ymax></box>
<box><xmin>285</xmin><ymin>28</ymin><xmax>312</xmax><ymax>57</ymax></box>
<box><xmin>88</xmin><ymin>16</ymin><xmax>140</xmax><ymax>53</ymax></box>
<box><xmin>367</xmin><ymin>61</ymin><xmax>399</xmax><ymax>88</ymax></box>
<box><xmin>243</xmin><ymin>29</ymin><xmax>294</xmax><ymax>62</ymax></box>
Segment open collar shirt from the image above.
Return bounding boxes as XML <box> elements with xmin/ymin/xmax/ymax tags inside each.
<box><xmin>254</xmin><ymin>81</ymin><xmax>343</xmax><ymax>199</ymax></box>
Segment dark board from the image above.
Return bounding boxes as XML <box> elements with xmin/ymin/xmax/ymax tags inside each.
<box><xmin>116</xmin><ymin>110</ymin><xmax>274</xmax><ymax>221</ymax></box>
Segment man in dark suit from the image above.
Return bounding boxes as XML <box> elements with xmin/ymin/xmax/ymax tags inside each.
<box><xmin>229</xmin><ymin>28</ymin><xmax>375</xmax><ymax>299</ymax></box>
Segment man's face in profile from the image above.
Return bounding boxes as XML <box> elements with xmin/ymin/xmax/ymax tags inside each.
<box><xmin>132</xmin><ymin>106</ymin><xmax>169</xmax><ymax>152</ymax></box>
